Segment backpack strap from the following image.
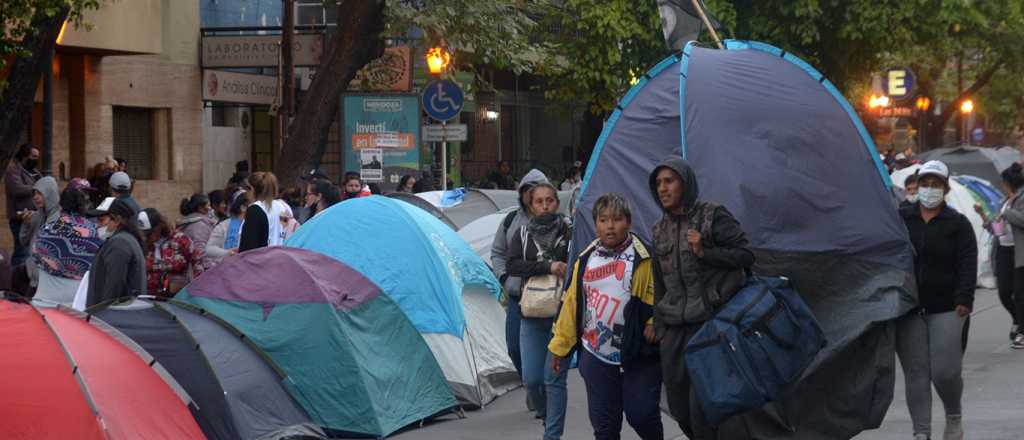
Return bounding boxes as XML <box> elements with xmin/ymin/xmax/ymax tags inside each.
<box><xmin>699</xmin><ymin>202</ymin><xmax>719</xmax><ymax>245</ymax></box>
<box><xmin>503</xmin><ymin>210</ymin><xmax>518</xmax><ymax>229</ymax></box>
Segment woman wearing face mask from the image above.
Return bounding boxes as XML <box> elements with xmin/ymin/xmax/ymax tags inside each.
<box><xmin>31</xmin><ymin>184</ymin><xmax>105</xmax><ymax>306</ymax></box>
<box><xmin>177</xmin><ymin>193</ymin><xmax>216</xmax><ymax>272</ymax></box>
<box><xmin>341</xmin><ymin>174</ymin><xmax>369</xmax><ymax>201</ymax></box>
<box><xmin>507</xmin><ymin>183</ymin><xmax>571</xmax><ymax>440</ymax></box>
<box><xmin>898</xmin><ymin>160</ymin><xmax>976</xmax><ymax>440</ymax></box>
<box><xmin>305</xmin><ymin>178</ymin><xmax>342</xmax><ymax>217</ymax></box>
<box><xmin>902</xmin><ymin>173</ymin><xmax>920</xmax><ymax>208</ymax></box>
<box><xmin>206</xmin><ymin>190</ymin><xmax>249</xmax><ymax>265</ymax></box>
<box><xmin>86</xmin><ymin>199</ymin><xmax>147</xmax><ymax>307</ymax></box>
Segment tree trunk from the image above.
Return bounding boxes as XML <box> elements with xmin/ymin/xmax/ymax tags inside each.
<box><xmin>924</xmin><ymin>61</ymin><xmax>1004</xmax><ymax>148</ymax></box>
<box><xmin>0</xmin><ymin>7</ymin><xmax>69</xmax><ymax>164</ymax></box>
<box><xmin>273</xmin><ymin>0</ymin><xmax>386</xmax><ymax>187</ymax></box>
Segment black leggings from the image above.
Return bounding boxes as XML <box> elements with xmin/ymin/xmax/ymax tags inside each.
<box><xmin>996</xmin><ymin>246</ymin><xmax>1016</xmax><ymax>325</ymax></box>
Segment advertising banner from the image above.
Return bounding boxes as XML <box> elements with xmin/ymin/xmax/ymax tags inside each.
<box><xmin>343</xmin><ymin>95</ymin><xmax>420</xmax><ymax>184</ymax></box>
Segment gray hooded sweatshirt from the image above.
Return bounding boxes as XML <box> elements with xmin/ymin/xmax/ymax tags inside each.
<box><xmin>491</xmin><ymin>168</ymin><xmax>549</xmax><ymax>297</ymax></box>
<box><xmin>648</xmin><ymin>157</ymin><xmax>754</xmax><ymax>325</ymax></box>
<box><xmin>22</xmin><ymin>177</ymin><xmax>60</xmax><ymax>286</ymax></box>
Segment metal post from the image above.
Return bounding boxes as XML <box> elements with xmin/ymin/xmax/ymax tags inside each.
<box><xmin>441</xmin><ymin>119</ymin><xmax>447</xmax><ymax>192</ymax></box>
<box><xmin>42</xmin><ymin>48</ymin><xmax>54</xmax><ymax>176</ymax></box>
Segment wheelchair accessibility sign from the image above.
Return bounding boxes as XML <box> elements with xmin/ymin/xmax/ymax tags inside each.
<box><xmin>422</xmin><ymin>80</ymin><xmax>464</xmax><ymax>122</ymax></box>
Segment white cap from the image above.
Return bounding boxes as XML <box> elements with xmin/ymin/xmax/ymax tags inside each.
<box><xmin>110</xmin><ymin>171</ymin><xmax>131</xmax><ymax>191</ymax></box>
<box><xmin>137</xmin><ymin>210</ymin><xmax>152</xmax><ymax>231</ymax></box>
<box><xmin>918</xmin><ymin>160</ymin><xmax>949</xmax><ymax>181</ymax></box>
<box><xmin>86</xmin><ymin>197</ymin><xmax>116</xmax><ymax>217</ymax></box>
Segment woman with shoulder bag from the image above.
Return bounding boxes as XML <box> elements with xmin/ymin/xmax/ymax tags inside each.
<box><xmin>508</xmin><ymin>182</ymin><xmax>572</xmax><ymax>440</ymax></box>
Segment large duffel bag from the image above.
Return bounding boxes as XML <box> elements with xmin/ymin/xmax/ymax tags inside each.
<box><xmin>684</xmin><ymin>275</ymin><xmax>826</xmax><ymax>426</ymax></box>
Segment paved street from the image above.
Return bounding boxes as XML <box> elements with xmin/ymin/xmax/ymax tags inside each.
<box><xmin>400</xmin><ymin>289</ymin><xmax>1024</xmax><ymax>440</ymax></box>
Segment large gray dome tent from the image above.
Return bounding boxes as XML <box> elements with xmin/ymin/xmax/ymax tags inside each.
<box><xmin>572</xmin><ymin>40</ymin><xmax>915</xmax><ymax>439</ymax></box>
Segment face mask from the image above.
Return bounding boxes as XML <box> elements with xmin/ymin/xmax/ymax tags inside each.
<box><xmin>918</xmin><ymin>187</ymin><xmax>945</xmax><ymax>209</ymax></box>
<box><xmin>906</xmin><ymin>193</ymin><xmax>919</xmax><ymax>204</ymax></box>
<box><xmin>24</xmin><ymin>159</ymin><xmax>37</xmax><ymax>170</ymax></box>
<box><xmin>97</xmin><ymin>226</ymin><xmax>112</xmax><ymax>239</ymax></box>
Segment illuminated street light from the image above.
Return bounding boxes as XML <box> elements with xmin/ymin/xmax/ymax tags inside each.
<box><xmin>868</xmin><ymin>95</ymin><xmax>891</xmax><ymax>109</ymax></box>
<box><xmin>426</xmin><ymin>47</ymin><xmax>451</xmax><ymax>75</ymax></box>
<box><xmin>960</xmin><ymin>99</ymin><xmax>974</xmax><ymax>114</ymax></box>
<box><xmin>915</xmin><ymin>96</ymin><xmax>931</xmax><ymax>111</ymax></box>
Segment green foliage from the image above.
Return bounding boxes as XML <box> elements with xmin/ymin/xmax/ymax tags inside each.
<box><xmin>889</xmin><ymin>0</ymin><xmax>1024</xmax><ymax>133</ymax></box>
<box><xmin>533</xmin><ymin>0</ymin><xmax>668</xmax><ymax>115</ymax></box>
<box><xmin>703</xmin><ymin>0</ymin><xmax>923</xmax><ymax>92</ymax></box>
<box><xmin>386</xmin><ymin>0</ymin><xmax>547</xmax><ymax>75</ymax></box>
<box><xmin>0</xmin><ymin>0</ymin><xmax>100</xmax><ymax>71</ymax></box>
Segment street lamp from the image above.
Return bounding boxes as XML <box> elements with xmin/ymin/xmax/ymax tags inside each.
<box><xmin>960</xmin><ymin>99</ymin><xmax>974</xmax><ymax>114</ymax></box>
<box><xmin>868</xmin><ymin>95</ymin><xmax>891</xmax><ymax>109</ymax></box>
<box><xmin>426</xmin><ymin>47</ymin><xmax>451</xmax><ymax>75</ymax></box>
<box><xmin>960</xmin><ymin>99</ymin><xmax>974</xmax><ymax>145</ymax></box>
<box><xmin>915</xmin><ymin>97</ymin><xmax>931</xmax><ymax>111</ymax></box>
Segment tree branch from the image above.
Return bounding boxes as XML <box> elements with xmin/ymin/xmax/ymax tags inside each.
<box><xmin>0</xmin><ymin>6</ymin><xmax>69</xmax><ymax>164</ymax></box>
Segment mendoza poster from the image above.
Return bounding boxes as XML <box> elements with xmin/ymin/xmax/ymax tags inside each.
<box><xmin>343</xmin><ymin>95</ymin><xmax>420</xmax><ymax>184</ymax></box>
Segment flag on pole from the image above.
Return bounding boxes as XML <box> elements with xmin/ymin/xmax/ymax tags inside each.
<box><xmin>657</xmin><ymin>0</ymin><xmax>722</xmax><ymax>52</ymax></box>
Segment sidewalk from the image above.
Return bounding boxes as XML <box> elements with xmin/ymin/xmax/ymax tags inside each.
<box><xmin>400</xmin><ymin>290</ymin><xmax>1024</xmax><ymax>440</ymax></box>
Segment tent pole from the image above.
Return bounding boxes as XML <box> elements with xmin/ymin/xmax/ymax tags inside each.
<box><xmin>690</xmin><ymin>0</ymin><xmax>723</xmax><ymax>49</ymax></box>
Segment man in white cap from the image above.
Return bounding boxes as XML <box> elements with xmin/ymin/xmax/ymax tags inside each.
<box><xmin>897</xmin><ymin>160</ymin><xmax>976</xmax><ymax>440</ymax></box>
<box><xmin>108</xmin><ymin>171</ymin><xmax>140</xmax><ymax>216</ymax></box>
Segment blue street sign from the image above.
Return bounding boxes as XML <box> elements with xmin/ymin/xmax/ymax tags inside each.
<box><xmin>972</xmin><ymin>127</ymin><xmax>984</xmax><ymax>144</ymax></box>
<box><xmin>883</xmin><ymin>67</ymin><xmax>916</xmax><ymax>101</ymax></box>
<box><xmin>422</xmin><ymin>80</ymin><xmax>464</xmax><ymax>122</ymax></box>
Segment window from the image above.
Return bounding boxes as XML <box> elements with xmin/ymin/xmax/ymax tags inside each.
<box><xmin>113</xmin><ymin>106</ymin><xmax>155</xmax><ymax>180</ymax></box>
<box><xmin>211</xmin><ymin>106</ymin><xmax>239</xmax><ymax>127</ymax></box>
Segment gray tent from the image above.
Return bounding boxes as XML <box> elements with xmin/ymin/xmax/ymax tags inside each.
<box><xmin>915</xmin><ymin>145</ymin><xmax>1021</xmax><ymax>186</ymax></box>
<box><xmin>390</xmin><ymin>189</ymin><xmax>571</xmax><ymax>231</ymax></box>
<box><xmin>572</xmin><ymin>40</ymin><xmax>915</xmax><ymax>439</ymax></box>
<box><xmin>91</xmin><ymin>298</ymin><xmax>324</xmax><ymax>440</ymax></box>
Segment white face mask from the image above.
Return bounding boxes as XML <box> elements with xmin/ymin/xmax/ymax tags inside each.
<box><xmin>906</xmin><ymin>193</ymin><xmax>919</xmax><ymax>204</ymax></box>
<box><xmin>918</xmin><ymin>187</ymin><xmax>945</xmax><ymax>209</ymax></box>
<box><xmin>97</xmin><ymin>226</ymin><xmax>112</xmax><ymax>239</ymax></box>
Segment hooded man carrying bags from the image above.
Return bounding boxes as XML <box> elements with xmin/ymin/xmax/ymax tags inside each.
<box><xmin>649</xmin><ymin>157</ymin><xmax>755</xmax><ymax>439</ymax></box>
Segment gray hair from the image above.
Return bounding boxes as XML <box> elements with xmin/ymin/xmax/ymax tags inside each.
<box><xmin>592</xmin><ymin>193</ymin><xmax>632</xmax><ymax>222</ymax></box>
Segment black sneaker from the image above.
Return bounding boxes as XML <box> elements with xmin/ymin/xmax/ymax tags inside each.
<box><xmin>1013</xmin><ymin>333</ymin><xmax>1024</xmax><ymax>350</ymax></box>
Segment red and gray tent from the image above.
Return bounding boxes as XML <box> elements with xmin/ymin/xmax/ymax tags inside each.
<box><xmin>90</xmin><ymin>298</ymin><xmax>325</xmax><ymax>440</ymax></box>
<box><xmin>0</xmin><ymin>298</ymin><xmax>205</xmax><ymax>439</ymax></box>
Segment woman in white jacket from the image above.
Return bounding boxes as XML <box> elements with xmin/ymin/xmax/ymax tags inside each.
<box><xmin>206</xmin><ymin>190</ymin><xmax>249</xmax><ymax>264</ymax></box>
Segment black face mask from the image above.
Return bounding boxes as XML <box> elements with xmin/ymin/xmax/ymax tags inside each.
<box><xmin>345</xmin><ymin>192</ymin><xmax>360</xmax><ymax>199</ymax></box>
<box><xmin>23</xmin><ymin>159</ymin><xmax>38</xmax><ymax>170</ymax></box>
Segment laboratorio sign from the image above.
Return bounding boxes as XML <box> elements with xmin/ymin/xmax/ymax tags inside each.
<box><xmin>205</xmin><ymin>41</ymin><xmax>305</xmax><ymax>59</ymax></box>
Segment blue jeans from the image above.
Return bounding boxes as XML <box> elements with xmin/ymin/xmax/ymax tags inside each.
<box><xmin>9</xmin><ymin>219</ymin><xmax>27</xmax><ymax>267</ymax></box>
<box><xmin>506</xmin><ymin>295</ymin><xmax>523</xmax><ymax>378</ymax></box>
<box><xmin>521</xmin><ymin>317</ymin><xmax>569</xmax><ymax>440</ymax></box>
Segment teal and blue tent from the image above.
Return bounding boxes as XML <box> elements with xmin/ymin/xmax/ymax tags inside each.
<box><xmin>287</xmin><ymin>196</ymin><xmax>517</xmax><ymax>409</ymax></box>
<box><xmin>572</xmin><ymin>40</ymin><xmax>915</xmax><ymax>439</ymax></box>
<box><xmin>175</xmin><ymin>246</ymin><xmax>456</xmax><ymax>437</ymax></box>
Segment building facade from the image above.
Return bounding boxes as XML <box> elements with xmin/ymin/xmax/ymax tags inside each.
<box><xmin>1</xmin><ymin>0</ymin><xmax>203</xmax><ymax>251</ymax></box>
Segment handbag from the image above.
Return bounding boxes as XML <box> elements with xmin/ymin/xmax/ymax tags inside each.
<box><xmin>520</xmin><ymin>230</ymin><xmax>564</xmax><ymax>318</ymax></box>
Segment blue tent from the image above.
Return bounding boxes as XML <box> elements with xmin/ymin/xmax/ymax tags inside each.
<box><xmin>286</xmin><ymin>196</ymin><xmax>516</xmax><ymax>408</ymax></box>
<box><xmin>574</xmin><ymin>40</ymin><xmax>915</xmax><ymax>439</ymax></box>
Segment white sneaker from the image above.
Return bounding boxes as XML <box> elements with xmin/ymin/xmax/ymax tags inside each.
<box><xmin>914</xmin><ymin>433</ymin><xmax>931</xmax><ymax>440</ymax></box>
<box><xmin>944</xmin><ymin>414</ymin><xmax>964</xmax><ymax>440</ymax></box>
<box><xmin>1013</xmin><ymin>333</ymin><xmax>1024</xmax><ymax>350</ymax></box>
